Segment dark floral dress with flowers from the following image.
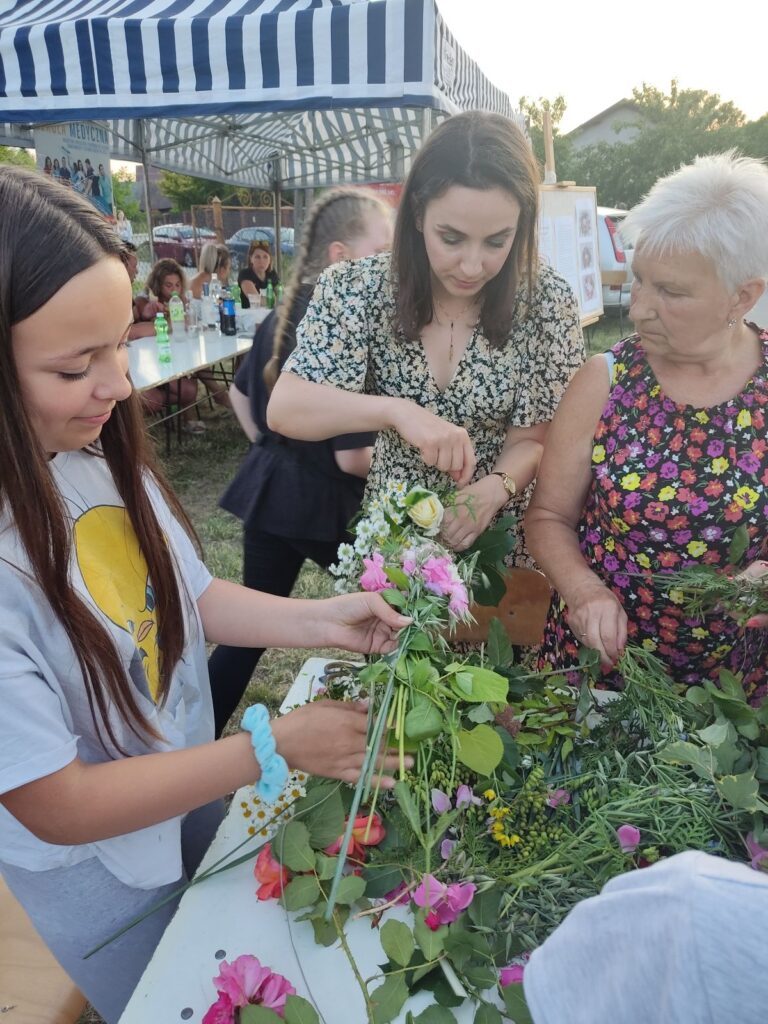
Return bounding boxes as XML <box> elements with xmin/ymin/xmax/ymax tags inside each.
<box><xmin>540</xmin><ymin>328</ymin><xmax>768</xmax><ymax>701</ymax></box>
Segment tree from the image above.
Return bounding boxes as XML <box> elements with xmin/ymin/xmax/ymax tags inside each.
<box><xmin>0</xmin><ymin>145</ymin><xmax>34</xmax><ymax>167</ymax></box>
<box><xmin>112</xmin><ymin>168</ymin><xmax>143</xmax><ymax>223</ymax></box>
<box><xmin>517</xmin><ymin>95</ymin><xmax>572</xmax><ymax>176</ymax></box>
<box><xmin>158</xmin><ymin>171</ymin><xmax>262</xmax><ymax>213</ymax></box>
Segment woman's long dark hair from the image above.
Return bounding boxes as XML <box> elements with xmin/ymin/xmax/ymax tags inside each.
<box><xmin>0</xmin><ymin>166</ymin><xmax>198</xmax><ymax>753</ymax></box>
<box><xmin>392</xmin><ymin>111</ymin><xmax>540</xmax><ymax>347</ymax></box>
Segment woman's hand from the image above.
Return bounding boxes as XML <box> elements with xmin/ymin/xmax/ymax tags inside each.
<box><xmin>272</xmin><ymin>701</ymin><xmax>409</xmax><ymax>789</ymax></box>
<box><xmin>564</xmin><ymin>578</ymin><xmax>628</xmax><ymax>669</ymax></box>
<box><xmin>737</xmin><ymin>559</ymin><xmax>768</xmax><ymax>628</ymax></box>
<box><xmin>440</xmin><ymin>476</ymin><xmax>508</xmax><ymax>551</ymax></box>
<box><xmin>389</xmin><ymin>399</ymin><xmax>476</xmax><ymax>486</ymax></box>
<box><xmin>315</xmin><ymin>593</ymin><xmax>412</xmax><ymax>654</ymax></box>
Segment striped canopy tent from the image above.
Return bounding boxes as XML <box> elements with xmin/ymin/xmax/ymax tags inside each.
<box><xmin>0</xmin><ymin>0</ymin><xmax>514</xmax><ymax>192</ymax></box>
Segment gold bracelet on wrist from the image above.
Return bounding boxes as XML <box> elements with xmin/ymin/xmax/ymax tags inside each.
<box><xmin>490</xmin><ymin>471</ymin><xmax>517</xmax><ymax>500</ymax></box>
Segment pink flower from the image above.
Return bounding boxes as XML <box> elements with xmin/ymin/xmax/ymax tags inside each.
<box><xmin>455</xmin><ymin>784</ymin><xmax>481</xmax><ymax>809</ymax></box>
<box><xmin>440</xmin><ymin>838</ymin><xmax>457</xmax><ymax>861</ymax></box>
<box><xmin>420</xmin><ymin>556</ymin><xmax>458</xmax><ymax>597</ymax></box>
<box><xmin>209</xmin><ymin>956</ymin><xmax>295</xmax><ymax>1018</ymax></box>
<box><xmin>745</xmin><ymin>833</ymin><xmax>768</xmax><ymax>871</ymax></box>
<box><xmin>412</xmin><ymin>874</ymin><xmax>476</xmax><ymax>927</ymax></box>
<box><xmin>202</xmin><ymin>993</ymin><xmax>235</xmax><ymax>1024</ymax></box>
<box><xmin>546</xmin><ymin>788</ymin><xmax>571</xmax><ymax>808</ymax></box>
<box><xmin>431</xmin><ymin>788</ymin><xmax>452</xmax><ymax>814</ymax></box>
<box><xmin>382</xmin><ymin>881</ymin><xmax>411</xmax><ymax>905</ymax></box>
<box><xmin>448</xmin><ymin>583</ymin><xmax>470</xmax><ymax>618</ymax></box>
<box><xmin>499</xmin><ymin>964</ymin><xmax>525</xmax><ymax>987</ymax></box>
<box><xmin>254</xmin><ymin>844</ymin><xmax>291</xmax><ymax>901</ymax></box>
<box><xmin>324</xmin><ymin>813</ymin><xmax>386</xmax><ymax>863</ymax></box>
<box><xmin>402</xmin><ymin>549</ymin><xmax>417</xmax><ymax>575</ymax></box>
<box><xmin>359</xmin><ymin>552</ymin><xmax>389</xmax><ymax>592</ymax></box>
<box><xmin>616</xmin><ymin>824</ymin><xmax>641</xmax><ymax>853</ymax></box>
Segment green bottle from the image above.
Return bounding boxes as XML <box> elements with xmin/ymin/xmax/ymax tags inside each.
<box><xmin>155</xmin><ymin>313</ymin><xmax>171</xmax><ymax>364</ymax></box>
<box><xmin>265</xmin><ymin>280</ymin><xmax>275</xmax><ymax>310</ymax></box>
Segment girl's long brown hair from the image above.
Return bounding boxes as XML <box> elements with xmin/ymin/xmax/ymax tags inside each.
<box><xmin>392</xmin><ymin>111</ymin><xmax>540</xmax><ymax>348</ymax></box>
<box><xmin>263</xmin><ymin>187</ymin><xmax>390</xmax><ymax>391</ymax></box>
<box><xmin>0</xmin><ymin>166</ymin><xmax>198</xmax><ymax>754</ymax></box>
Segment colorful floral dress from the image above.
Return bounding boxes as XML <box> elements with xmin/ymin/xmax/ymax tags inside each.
<box><xmin>284</xmin><ymin>253</ymin><xmax>585</xmax><ymax>563</ymax></box>
<box><xmin>540</xmin><ymin>329</ymin><xmax>768</xmax><ymax>701</ymax></box>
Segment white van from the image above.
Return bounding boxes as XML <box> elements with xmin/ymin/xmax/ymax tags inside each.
<box><xmin>597</xmin><ymin>206</ymin><xmax>633</xmax><ymax>312</ymax></box>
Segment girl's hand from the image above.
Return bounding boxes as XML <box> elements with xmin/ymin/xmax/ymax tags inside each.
<box><xmin>565</xmin><ymin>578</ymin><xmax>628</xmax><ymax>669</ymax></box>
<box><xmin>389</xmin><ymin>399</ymin><xmax>476</xmax><ymax>486</ymax></box>
<box><xmin>737</xmin><ymin>559</ymin><xmax>768</xmax><ymax>629</ymax></box>
<box><xmin>272</xmin><ymin>701</ymin><xmax>409</xmax><ymax>789</ymax></box>
<box><xmin>317</xmin><ymin>593</ymin><xmax>411</xmax><ymax>654</ymax></box>
<box><xmin>440</xmin><ymin>476</ymin><xmax>508</xmax><ymax>551</ymax></box>
<box><xmin>141</xmin><ymin>299</ymin><xmax>166</xmax><ymax>321</ymax></box>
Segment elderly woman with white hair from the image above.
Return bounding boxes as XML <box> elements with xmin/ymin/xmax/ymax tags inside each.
<box><xmin>526</xmin><ymin>152</ymin><xmax>768</xmax><ymax>700</ymax></box>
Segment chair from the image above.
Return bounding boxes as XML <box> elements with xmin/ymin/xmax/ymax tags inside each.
<box><xmin>0</xmin><ymin>877</ymin><xmax>86</xmax><ymax>1024</ymax></box>
<box><xmin>451</xmin><ymin>567</ymin><xmax>551</xmax><ymax>646</ymax></box>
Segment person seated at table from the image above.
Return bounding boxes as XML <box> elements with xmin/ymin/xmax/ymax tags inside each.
<box><xmin>526</xmin><ymin>152</ymin><xmax>768</xmax><ymax>698</ymax></box>
<box><xmin>189</xmin><ymin>242</ymin><xmax>232</xmax><ymax>299</ymax></box>
<box><xmin>237</xmin><ymin>238</ymin><xmax>279</xmax><ymax>309</ymax></box>
<box><xmin>0</xmin><ymin>165</ymin><xmax>411</xmax><ymax>1024</ymax></box>
<box><xmin>131</xmin><ymin>256</ymin><xmax>202</xmax><ymax>430</ymax></box>
<box><xmin>210</xmin><ymin>187</ymin><xmax>392</xmax><ymax>736</ymax></box>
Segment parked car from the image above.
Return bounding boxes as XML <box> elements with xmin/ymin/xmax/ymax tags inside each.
<box><xmin>152</xmin><ymin>223</ymin><xmax>217</xmax><ymax>268</ymax></box>
<box><xmin>596</xmin><ymin>207</ymin><xmax>633</xmax><ymax>313</ymax></box>
<box><xmin>225</xmin><ymin>226</ymin><xmax>295</xmax><ymax>273</ymax></box>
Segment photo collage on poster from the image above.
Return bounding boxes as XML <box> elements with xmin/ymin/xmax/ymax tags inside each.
<box><xmin>34</xmin><ymin>122</ymin><xmax>114</xmax><ymax>220</ymax></box>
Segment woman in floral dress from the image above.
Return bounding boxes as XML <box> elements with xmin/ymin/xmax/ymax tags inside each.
<box><xmin>268</xmin><ymin>112</ymin><xmax>584</xmax><ymax>560</ymax></box>
<box><xmin>527</xmin><ymin>153</ymin><xmax>768</xmax><ymax>699</ymax></box>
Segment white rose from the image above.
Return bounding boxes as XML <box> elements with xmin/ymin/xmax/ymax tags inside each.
<box><xmin>407</xmin><ymin>494</ymin><xmax>445</xmax><ymax>536</ymax></box>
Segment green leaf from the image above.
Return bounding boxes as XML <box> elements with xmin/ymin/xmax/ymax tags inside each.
<box><xmin>487</xmin><ymin>616</ymin><xmax>513</xmax><ymax>669</ymax></box>
<box><xmin>432</xmin><ymin>979</ymin><xmax>464</xmax><ymax>1008</ymax></box>
<box><xmin>409</xmin><ymin>658</ymin><xmax>440</xmax><ymax>690</ymax></box>
<box><xmin>502</xmin><ymin>983</ymin><xmax>534</xmax><ymax>1024</ymax></box>
<box><xmin>240</xmin><ymin>1006</ymin><xmax>283</xmax><ymax>1023</ymax></box>
<box><xmin>394</xmin><ymin>781</ymin><xmax>425</xmax><ymax>841</ymax></box>
<box><xmin>363</xmin><ymin>864</ymin><xmax>406</xmax><ymax>898</ymax></box>
<box><xmin>657</xmin><ymin>740</ymin><xmax>718</xmax><ymax>780</ymax></box>
<box><xmin>408</xmin><ymin>632</ymin><xmax>435</xmax><ymax>652</ymax></box>
<box><xmin>755</xmin><ymin>747</ymin><xmax>768</xmax><ymax>782</ymax></box>
<box><xmin>380</xmin><ymin>919</ymin><xmax>415</xmax><ymax>968</ymax></box>
<box><xmin>414</xmin><ymin>913</ymin><xmax>448</xmax><ymax>960</ymax></box>
<box><xmin>276</xmin><ymin>821</ymin><xmax>316</xmax><ymax>873</ymax></box>
<box><xmin>473</xmin><ymin>565</ymin><xmax>507</xmax><ymax>606</ymax></box>
<box><xmin>463</xmin><ymin>964</ymin><xmax>497</xmax><ymax>990</ymax></box>
<box><xmin>310</xmin><ymin>915</ymin><xmax>340</xmax><ymax>947</ymax></box>
<box><xmin>385</xmin><ymin>566</ymin><xmax>410</xmax><ymax>590</ymax></box>
<box><xmin>370</xmin><ymin>974</ymin><xmax>409</xmax><ymax>1024</ymax></box>
<box><xmin>467</xmin><ymin>888</ymin><xmax>502</xmax><ymax>930</ymax></box>
<box><xmin>296</xmin><ymin>783</ymin><xmax>346</xmax><ymax>850</ymax></box>
<box><xmin>446</xmin><ymin>664</ymin><xmax>509</xmax><ymax>703</ymax></box>
<box><xmin>413</xmin><ymin>1007</ymin><xmax>458</xmax><ymax>1023</ymax></box>
<box><xmin>405</xmin><ymin>701</ymin><xmax>444</xmax><ymax>741</ymax></box>
<box><xmin>474</xmin><ymin>1005</ymin><xmax>503</xmax><ymax>1024</ymax></box>
<box><xmin>382</xmin><ymin>587</ymin><xmax>407</xmax><ymax>609</ymax></box>
<box><xmin>716</xmin><ymin>771</ymin><xmax>763</xmax><ymax>812</ymax></box>
<box><xmin>280</xmin><ymin>875</ymin><xmax>321</xmax><ymax>911</ymax></box>
<box><xmin>284</xmin><ymin>995</ymin><xmax>321</xmax><ymax>1024</ymax></box>
<box><xmin>314</xmin><ymin>853</ymin><xmax>339</xmax><ymax>881</ymax></box>
<box><xmin>697</xmin><ymin>721</ymin><xmax>730</xmax><ymax>747</ymax></box>
<box><xmin>456</xmin><ymin>724</ymin><xmax>505</xmax><ymax>775</ymax></box>
<box><xmin>718</xmin><ymin>668</ymin><xmax>748</xmax><ymax>701</ymax></box>
<box><xmin>728</xmin><ymin>523</ymin><xmax>750</xmax><ymax>566</ymax></box>
<box><xmin>334</xmin><ymin>874</ymin><xmax>366</xmax><ymax>905</ymax></box>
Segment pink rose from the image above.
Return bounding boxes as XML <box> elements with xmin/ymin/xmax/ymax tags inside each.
<box><xmin>209</xmin><ymin>956</ymin><xmax>295</xmax><ymax>1018</ymax></box>
<box><xmin>359</xmin><ymin>551</ymin><xmax>389</xmax><ymax>592</ymax></box>
<box><xmin>420</xmin><ymin>556</ymin><xmax>458</xmax><ymax>597</ymax></box>
<box><xmin>616</xmin><ymin>824</ymin><xmax>641</xmax><ymax>853</ymax></box>
<box><xmin>448</xmin><ymin>583</ymin><xmax>470</xmax><ymax>618</ymax></box>
<box><xmin>500</xmin><ymin>964</ymin><xmax>525</xmax><ymax>987</ymax></box>
<box><xmin>412</xmin><ymin>873</ymin><xmax>476</xmax><ymax>927</ymax></box>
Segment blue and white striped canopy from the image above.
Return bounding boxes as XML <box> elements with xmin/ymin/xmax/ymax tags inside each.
<box><xmin>0</xmin><ymin>0</ymin><xmax>514</xmax><ymax>188</ymax></box>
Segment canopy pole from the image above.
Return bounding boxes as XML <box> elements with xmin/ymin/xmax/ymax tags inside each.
<box><xmin>272</xmin><ymin>156</ymin><xmax>282</xmax><ymax>280</ymax></box>
<box><xmin>135</xmin><ymin>120</ymin><xmax>155</xmax><ymax>264</ymax></box>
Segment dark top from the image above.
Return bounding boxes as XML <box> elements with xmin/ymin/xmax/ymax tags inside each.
<box><xmin>219</xmin><ymin>284</ymin><xmax>375</xmax><ymax>542</ymax></box>
<box><xmin>237</xmin><ymin>266</ymin><xmax>280</xmax><ymax>309</ymax></box>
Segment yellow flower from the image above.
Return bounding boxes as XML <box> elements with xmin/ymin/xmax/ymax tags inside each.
<box><xmin>692</xmin><ymin>627</ymin><xmax>709</xmax><ymax>639</ymax></box>
<box><xmin>649</xmin><ymin>384</ymin><xmax>660</xmax><ymax>397</ymax></box>
<box><xmin>668</xmin><ymin>588</ymin><xmax>685</xmax><ymax>605</ymax></box>
<box><xmin>687</xmin><ymin>540</ymin><xmax>707</xmax><ymax>558</ymax></box>
<box><xmin>737</xmin><ymin>409</ymin><xmax>752</xmax><ymax>429</ymax></box>
<box><xmin>483</xmin><ymin>789</ymin><xmax>496</xmax><ymax>801</ymax></box>
<box><xmin>509</xmin><ymin>834</ymin><xmax>521</xmax><ymax>846</ymax></box>
<box><xmin>658</xmin><ymin>486</ymin><xmax>677</xmax><ymax>501</ymax></box>
<box><xmin>612</xmin><ymin>517</ymin><xmax>631</xmax><ymax>534</ymax></box>
<box><xmin>604</xmin><ymin>536</ymin><xmax>615</xmax><ymax>552</ymax></box>
<box><xmin>642</xmin><ymin>638</ymin><xmax>658</xmax><ymax>651</ymax></box>
<box><xmin>734</xmin><ymin>486</ymin><xmax>759</xmax><ymax>511</ymax></box>
<box><xmin>592</xmin><ymin>445</ymin><xmax>606</xmax><ymax>464</ymax></box>
<box><xmin>407</xmin><ymin>493</ymin><xmax>445</xmax><ymax>535</ymax></box>
<box><xmin>621</xmin><ymin>472</ymin><xmax>641</xmax><ymax>491</ymax></box>
<box><xmin>711</xmin><ymin>457</ymin><xmax>729</xmax><ymax>475</ymax></box>
<box><xmin>636</xmin><ymin>553</ymin><xmax>651</xmax><ymax>569</ymax></box>
<box><xmin>695</xmin><ymin>411</ymin><xmax>710</xmax><ymax>424</ymax></box>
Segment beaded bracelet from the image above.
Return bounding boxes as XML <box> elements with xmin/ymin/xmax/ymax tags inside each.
<box><xmin>241</xmin><ymin>704</ymin><xmax>289</xmax><ymax>803</ymax></box>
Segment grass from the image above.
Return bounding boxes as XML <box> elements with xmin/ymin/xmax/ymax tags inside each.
<box><xmin>75</xmin><ymin>309</ymin><xmax>629</xmax><ymax>1024</ymax></box>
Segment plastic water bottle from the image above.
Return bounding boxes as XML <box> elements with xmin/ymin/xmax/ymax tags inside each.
<box><xmin>265</xmin><ymin>280</ymin><xmax>275</xmax><ymax>310</ymax></box>
<box><xmin>168</xmin><ymin>291</ymin><xmax>184</xmax><ymax>327</ymax></box>
<box><xmin>202</xmin><ymin>280</ymin><xmax>217</xmax><ymax>329</ymax></box>
<box><xmin>155</xmin><ymin>313</ymin><xmax>171</xmax><ymax>364</ymax></box>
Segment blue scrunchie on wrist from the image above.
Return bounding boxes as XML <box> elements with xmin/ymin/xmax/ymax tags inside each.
<box><xmin>241</xmin><ymin>704</ymin><xmax>289</xmax><ymax>803</ymax></box>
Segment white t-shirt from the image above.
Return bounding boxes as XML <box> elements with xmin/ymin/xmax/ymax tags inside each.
<box><xmin>0</xmin><ymin>449</ymin><xmax>213</xmax><ymax>889</ymax></box>
<box><xmin>524</xmin><ymin>850</ymin><xmax>768</xmax><ymax>1024</ymax></box>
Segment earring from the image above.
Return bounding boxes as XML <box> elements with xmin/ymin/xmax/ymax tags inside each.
<box><xmin>727</xmin><ymin>318</ymin><xmax>737</xmax><ymax>328</ymax></box>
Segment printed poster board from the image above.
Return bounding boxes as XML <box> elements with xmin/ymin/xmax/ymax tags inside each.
<box><xmin>539</xmin><ymin>185</ymin><xmax>602</xmax><ymax>325</ymax></box>
<box><xmin>34</xmin><ymin>122</ymin><xmax>114</xmax><ymax>220</ymax></box>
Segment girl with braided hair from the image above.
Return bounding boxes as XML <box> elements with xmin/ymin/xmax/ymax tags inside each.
<box><xmin>209</xmin><ymin>187</ymin><xmax>392</xmax><ymax>735</ymax></box>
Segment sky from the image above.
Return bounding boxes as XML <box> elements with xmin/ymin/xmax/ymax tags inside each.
<box><xmin>435</xmin><ymin>0</ymin><xmax>767</xmax><ymax>133</ymax></box>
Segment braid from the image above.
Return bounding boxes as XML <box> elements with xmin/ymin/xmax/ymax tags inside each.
<box><xmin>263</xmin><ymin>187</ymin><xmax>389</xmax><ymax>392</ymax></box>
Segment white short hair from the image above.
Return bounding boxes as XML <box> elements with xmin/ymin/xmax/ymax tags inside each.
<box><xmin>621</xmin><ymin>151</ymin><xmax>768</xmax><ymax>292</ymax></box>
